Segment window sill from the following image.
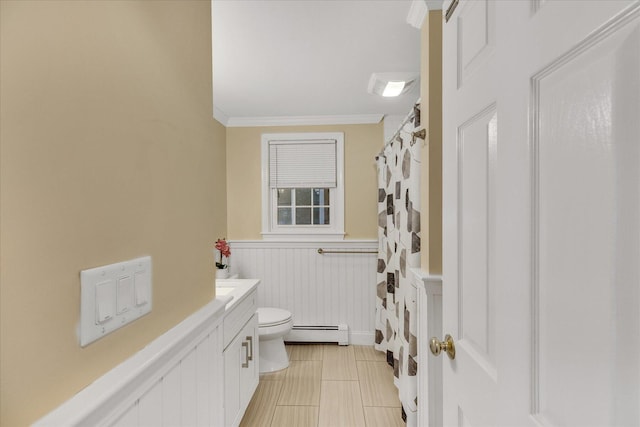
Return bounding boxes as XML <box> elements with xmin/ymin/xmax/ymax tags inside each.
<box><xmin>261</xmin><ymin>231</ymin><xmax>345</xmax><ymax>241</ymax></box>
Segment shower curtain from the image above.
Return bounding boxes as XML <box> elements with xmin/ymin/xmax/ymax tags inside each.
<box><xmin>375</xmin><ymin>104</ymin><xmax>421</xmax><ymax>424</ymax></box>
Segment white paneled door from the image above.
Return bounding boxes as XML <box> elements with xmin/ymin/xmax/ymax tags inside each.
<box><xmin>442</xmin><ymin>1</ymin><xmax>640</xmax><ymax>426</ymax></box>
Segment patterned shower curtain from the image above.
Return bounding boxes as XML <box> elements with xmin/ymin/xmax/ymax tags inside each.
<box><xmin>375</xmin><ymin>104</ymin><xmax>421</xmax><ymax>424</ymax></box>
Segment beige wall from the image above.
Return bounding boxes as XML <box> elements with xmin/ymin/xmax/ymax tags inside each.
<box><xmin>0</xmin><ymin>2</ymin><xmax>226</xmax><ymax>425</ymax></box>
<box><xmin>420</xmin><ymin>11</ymin><xmax>443</xmax><ymax>274</ymax></box>
<box><xmin>226</xmin><ymin>124</ymin><xmax>382</xmax><ymax>240</ymax></box>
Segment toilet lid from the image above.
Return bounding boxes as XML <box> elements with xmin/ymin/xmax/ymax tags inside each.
<box><xmin>258</xmin><ymin>307</ymin><xmax>292</xmax><ymax>327</ymax></box>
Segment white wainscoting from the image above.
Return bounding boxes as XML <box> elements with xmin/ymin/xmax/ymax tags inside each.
<box><xmin>34</xmin><ymin>298</ymin><xmax>227</xmax><ymax>427</ymax></box>
<box><xmin>413</xmin><ymin>269</ymin><xmax>443</xmax><ymax>427</ymax></box>
<box><xmin>229</xmin><ymin>240</ymin><xmax>378</xmax><ymax>345</ymax></box>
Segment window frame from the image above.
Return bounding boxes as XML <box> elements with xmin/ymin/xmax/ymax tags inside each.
<box><xmin>261</xmin><ymin>132</ymin><xmax>345</xmax><ymax>241</ymax></box>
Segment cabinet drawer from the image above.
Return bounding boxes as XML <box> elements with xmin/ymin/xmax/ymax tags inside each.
<box><xmin>223</xmin><ymin>290</ymin><xmax>257</xmax><ymax>349</ymax></box>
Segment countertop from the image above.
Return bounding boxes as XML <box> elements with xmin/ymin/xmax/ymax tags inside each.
<box><xmin>215</xmin><ymin>278</ymin><xmax>260</xmax><ymax>311</ymax></box>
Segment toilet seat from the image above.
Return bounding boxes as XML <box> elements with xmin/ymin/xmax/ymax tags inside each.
<box><xmin>257</xmin><ymin>307</ymin><xmax>292</xmax><ymax>327</ymax></box>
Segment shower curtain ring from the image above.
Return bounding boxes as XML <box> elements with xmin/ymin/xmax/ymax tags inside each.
<box><xmin>412</xmin><ymin>128</ymin><xmax>426</xmax><ymax>142</ymax></box>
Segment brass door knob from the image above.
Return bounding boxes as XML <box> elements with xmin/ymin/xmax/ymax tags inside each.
<box><xmin>429</xmin><ymin>334</ymin><xmax>456</xmax><ymax>360</ymax></box>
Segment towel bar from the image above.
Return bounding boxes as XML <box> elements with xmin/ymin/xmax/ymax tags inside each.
<box><xmin>317</xmin><ymin>248</ymin><xmax>378</xmax><ymax>255</ymax></box>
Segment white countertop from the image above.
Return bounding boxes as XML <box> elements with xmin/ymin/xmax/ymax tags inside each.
<box><xmin>215</xmin><ymin>278</ymin><xmax>260</xmax><ymax>310</ymax></box>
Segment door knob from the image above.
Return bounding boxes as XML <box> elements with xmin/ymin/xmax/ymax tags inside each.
<box><xmin>430</xmin><ymin>334</ymin><xmax>456</xmax><ymax>360</ymax></box>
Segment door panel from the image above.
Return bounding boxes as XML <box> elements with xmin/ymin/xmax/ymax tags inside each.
<box><xmin>457</xmin><ymin>0</ymin><xmax>494</xmax><ymax>89</ymax></box>
<box><xmin>458</xmin><ymin>107</ymin><xmax>497</xmax><ymax>376</ymax></box>
<box><xmin>443</xmin><ymin>0</ymin><xmax>640</xmax><ymax>426</ymax></box>
<box><xmin>532</xmin><ymin>10</ymin><xmax>640</xmax><ymax>426</ymax></box>
<box><xmin>443</xmin><ymin>0</ymin><xmax>497</xmax><ymax>425</ymax></box>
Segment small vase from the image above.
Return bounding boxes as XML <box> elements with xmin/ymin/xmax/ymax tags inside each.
<box><xmin>216</xmin><ymin>268</ymin><xmax>230</xmax><ymax>279</ymax></box>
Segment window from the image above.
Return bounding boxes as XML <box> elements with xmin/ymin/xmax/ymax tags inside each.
<box><xmin>261</xmin><ymin>132</ymin><xmax>344</xmax><ymax>240</ymax></box>
<box><xmin>277</xmin><ymin>188</ymin><xmax>331</xmax><ymax>225</ymax></box>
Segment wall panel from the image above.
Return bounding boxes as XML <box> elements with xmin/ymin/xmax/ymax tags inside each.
<box><xmin>229</xmin><ymin>240</ymin><xmax>378</xmax><ymax>344</ymax></box>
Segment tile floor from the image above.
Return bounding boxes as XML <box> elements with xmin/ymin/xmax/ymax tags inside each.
<box><xmin>239</xmin><ymin>344</ymin><xmax>405</xmax><ymax>427</ymax></box>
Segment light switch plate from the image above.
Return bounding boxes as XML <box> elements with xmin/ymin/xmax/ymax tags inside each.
<box><xmin>116</xmin><ymin>275</ymin><xmax>133</xmax><ymax>314</ymax></box>
<box><xmin>80</xmin><ymin>256</ymin><xmax>152</xmax><ymax>347</ymax></box>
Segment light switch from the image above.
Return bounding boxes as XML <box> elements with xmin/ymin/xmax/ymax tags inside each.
<box><xmin>95</xmin><ymin>280</ymin><xmax>115</xmax><ymax>324</ymax></box>
<box><xmin>134</xmin><ymin>271</ymin><xmax>149</xmax><ymax>306</ymax></box>
<box><xmin>117</xmin><ymin>276</ymin><xmax>133</xmax><ymax>314</ymax></box>
<box><xmin>80</xmin><ymin>256</ymin><xmax>152</xmax><ymax>346</ymax></box>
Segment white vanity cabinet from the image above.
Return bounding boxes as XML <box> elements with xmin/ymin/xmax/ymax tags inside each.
<box><xmin>218</xmin><ymin>279</ymin><xmax>260</xmax><ymax>427</ymax></box>
<box><xmin>224</xmin><ymin>314</ymin><xmax>258</xmax><ymax>426</ymax></box>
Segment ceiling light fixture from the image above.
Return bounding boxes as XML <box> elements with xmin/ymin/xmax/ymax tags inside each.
<box><xmin>382</xmin><ymin>81</ymin><xmax>406</xmax><ymax>97</ymax></box>
<box><xmin>368</xmin><ymin>72</ymin><xmax>419</xmax><ymax>98</ymax></box>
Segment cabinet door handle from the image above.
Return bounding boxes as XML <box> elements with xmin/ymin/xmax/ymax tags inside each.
<box><xmin>241</xmin><ymin>342</ymin><xmax>249</xmax><ymax>368</ymax></box>
<box><xmin>246</xmin><ymin>336</ymin><xmax>253</xmax><ymax>361</ymax></box>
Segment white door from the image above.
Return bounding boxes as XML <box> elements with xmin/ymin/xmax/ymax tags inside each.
<box><xmin>442</xmin><ymin>1</ymin><xmax>640</xmax><ymax>426</ymax></box>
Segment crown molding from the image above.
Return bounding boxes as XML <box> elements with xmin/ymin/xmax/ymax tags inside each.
<box><xmin>406</xmin><ymin>0</ymin><xmax>443</xmax><ymax>27</ymax></box>
<box><xmin>224</xmin><ymin>114</ymin><xmax>384</xmax><ymax>128</ymax></box>
<box><xmin>213</xmin><ymin>107</ymin><xmax>229</xmax><ymax>126</ymax></box>
<box><xmin>406</xmin><ymin>0</ymin><xmax>429</xmax><ymax>28</ymax></box>
<box><xmin>426</xmin><ymin>1</ymin><xmax>444</xmax><ymax>11</ymax></box>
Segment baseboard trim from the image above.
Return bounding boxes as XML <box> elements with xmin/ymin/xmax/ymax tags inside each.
<box><xmin>349</xmin><ymin>331</ymin><xmax>375</xmax><ymax>346</ymax></box>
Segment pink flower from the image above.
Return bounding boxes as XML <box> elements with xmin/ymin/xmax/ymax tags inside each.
<box><xmin>215</xmin><ymin>238</ymin><xmax>231</xmax><ymax>269</ymax></box>
<box><xmin>215</xmin><ymin>239</ymin><xmax>231</xmax><ymax>257</ymax></box>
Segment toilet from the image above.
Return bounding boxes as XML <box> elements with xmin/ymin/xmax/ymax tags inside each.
<box><xmin>257</xmin><ymin>307</ymin><xmax>293</xmax><ymax>373</ymax></box>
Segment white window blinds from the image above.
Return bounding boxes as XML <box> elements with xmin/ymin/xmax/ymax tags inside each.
<box><xmin>269</xmin><ymin>140</ymin><xmax>337</xmax><ymax>188</ymax></box>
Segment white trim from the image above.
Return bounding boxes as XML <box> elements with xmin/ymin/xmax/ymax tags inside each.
<box><xmin>426</xmin><ymin>0</ymin><xmax>444</xmax><ymax>11</ymax></box>
<box><xmin>228</xmin><ymin>239</ymin><xmax>377</xmax><ymax>249</ymax></box>
<box><xmin>349</xmin><ymin>331</ymin><xmax>376</xmax><ymax>346</ymax></box>
<box><xmin>34</xmin><ymin>298</ymin><xmax>228</xmax><ymax>426</ymax></box>
<box><xmin>261</xmin><ymin>232</ymin><xmax>346</xmax><ymax>241</ymax></box>
<box><xmin>211</xmin><ymin>2</ymin><xmax>216</xmax><ymax>122</ymax></box>
<box><xmin>227</xmin><ymin>114</ymin><xmax>383</xmax><ymax>128</ymax></box>
<box><xmin>213</xmin><ymin>106</ymin><xmax>229</xmax><ymax>125</ymax></box>
<box><xmin>407</xmin><ymin>0</ymin><xmax>429</xmax><ymax>28</ymax></box>
<box><xmin>410</xmin><ymin>268</ymin><xmax>443</xmax><ymax>291</ymax></box>
<box><xmin>261</xmin><ymin>132</ymin><xmax>345</xmax><ymax>239</ymax></box>
<box><xmin>261</xmin><ymin>138</ymin><xmax>271</xmax><ymax>235</ymax></box>
<box><xmin>412</xmin><ymin>268</ymin><xmax>443</xmax><ymax>427</ymax></box>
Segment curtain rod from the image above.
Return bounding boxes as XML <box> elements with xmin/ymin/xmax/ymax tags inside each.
<box><xmin>377</xmin><ymin>100</ymin><xmax>423</xmax><ymax>159</ymax></box>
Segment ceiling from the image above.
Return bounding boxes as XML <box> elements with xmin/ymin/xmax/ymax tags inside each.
<box><xmin>212</xmin><ymin>0</ymin><xmax>437</xmax><ymax>127</ymax></box>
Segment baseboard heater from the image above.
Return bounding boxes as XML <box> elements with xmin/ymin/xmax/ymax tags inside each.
<box><xmin>286</xmin><ymin>324</ymin><xmax>349</xmax><ymax>346</ymax></box>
